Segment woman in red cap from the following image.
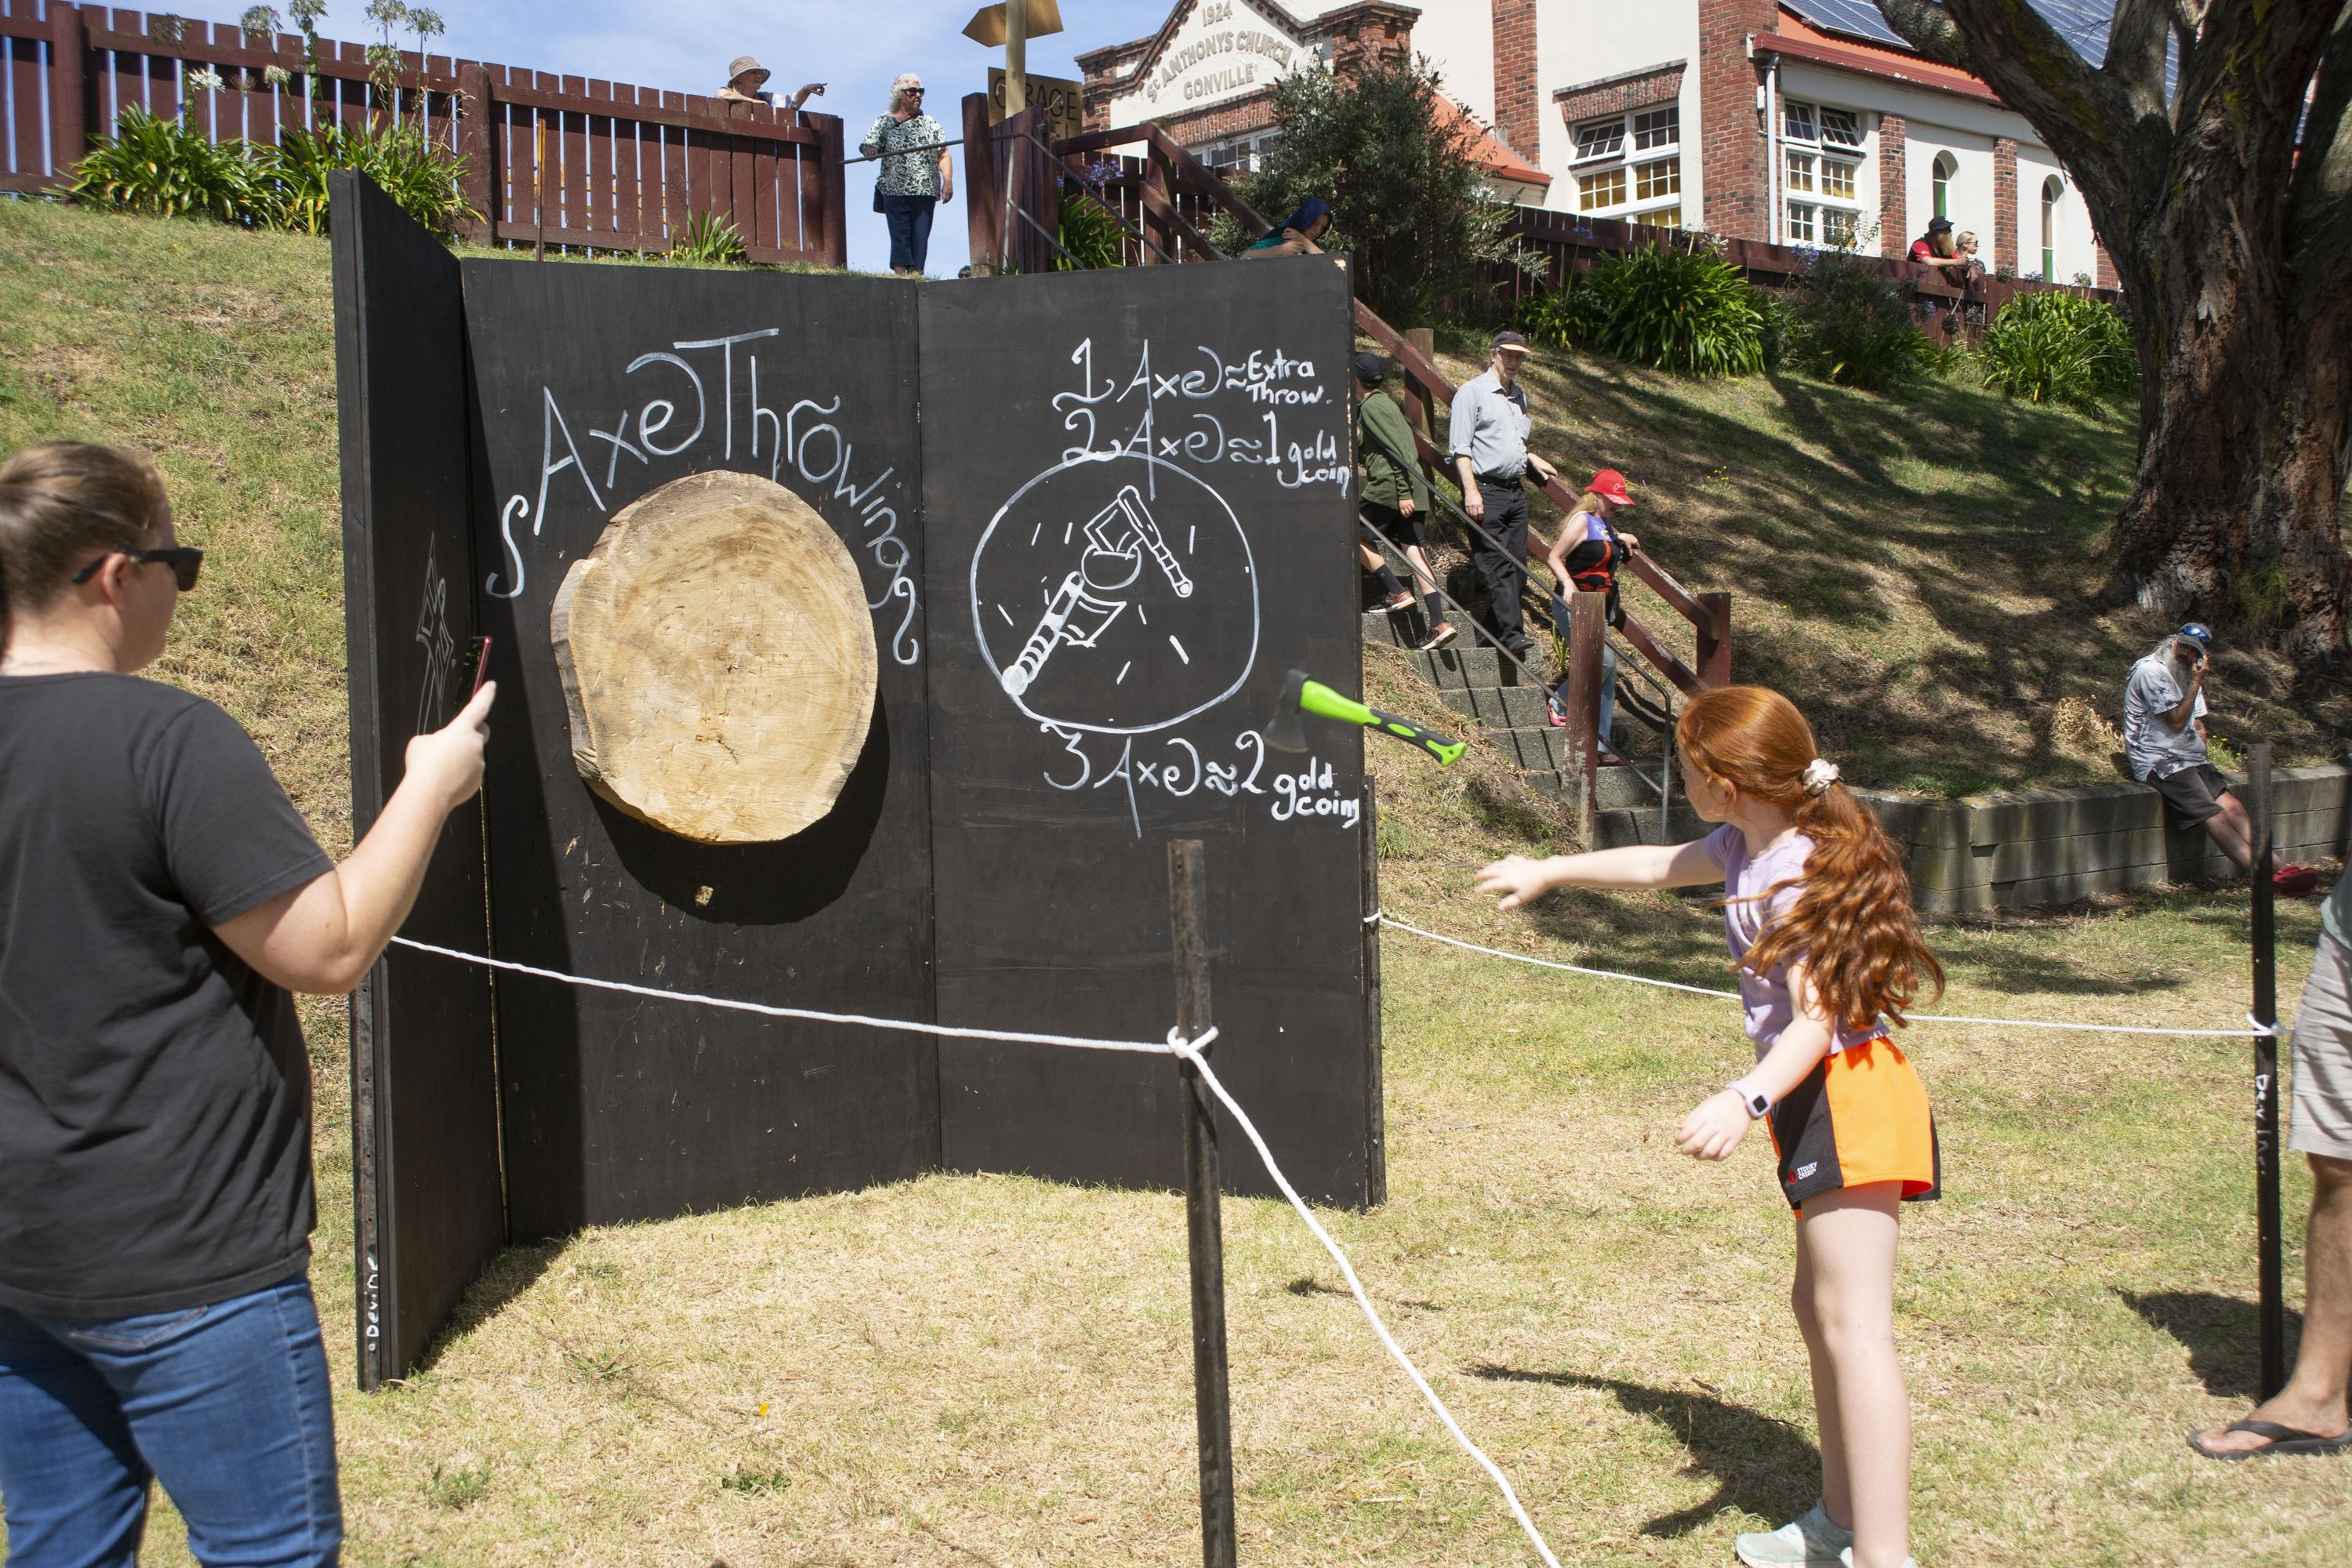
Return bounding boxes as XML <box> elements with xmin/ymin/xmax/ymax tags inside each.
<box><xmin>1544</xmin><ymin>469</ymin><xmax>1640</xmax><ymax>760</ymax></box>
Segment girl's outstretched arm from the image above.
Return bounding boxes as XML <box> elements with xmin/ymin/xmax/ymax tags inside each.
<box><xmin>1476</xmin><ymin>837</ymin><xmax>1721</xmax><ymax>909</ymax></box>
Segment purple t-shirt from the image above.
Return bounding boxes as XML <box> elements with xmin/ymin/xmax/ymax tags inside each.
<box><xmin>1704</xmin><ymin>823</ymin><xmax>1882</xmax><ymax>1058</ymax></box>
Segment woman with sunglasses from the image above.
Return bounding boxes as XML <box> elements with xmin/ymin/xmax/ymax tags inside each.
<box><xmin>0</xmin><ymin>441</ymin><xmax>495</xmax><ymax>1564</ymax></box>
<box><xmin>862</xmin><ymin>73</ymin><xmax>953</xmax><ymax>275</ymax></box>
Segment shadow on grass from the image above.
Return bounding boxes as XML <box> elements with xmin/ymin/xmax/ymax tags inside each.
<box><xmin>1470</xmin><ymin>1365</ymin><xmax>1817</xmax><ymax>1536</ymax></box>
<box><xmin>2118</xmin><ymin>1288</ymin><xmax>2306</xmax><ymax>1402</ymax></box>
<box><xmin>412</xmin><ymin>1238</ymin><xmax>568</xmax><ymax>1376</ymax></box>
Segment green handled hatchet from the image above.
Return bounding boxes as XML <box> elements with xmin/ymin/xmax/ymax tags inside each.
<box><xmin>1262</xmin><ymin>668</ymin><xmax>1466</xmax><ymax>768</ymax></box>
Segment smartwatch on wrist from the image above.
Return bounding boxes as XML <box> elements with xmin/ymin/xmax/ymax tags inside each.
<box><xmin>1727</xmin><ymin>1079</ymin><xmax>1771</xmax><ymax>1120</ymax></box>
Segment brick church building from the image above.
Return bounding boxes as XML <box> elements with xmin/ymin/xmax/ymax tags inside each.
<box><xmin>1076</xmin><ymin>0</ymin><xmax>2117</xmax><ymax>285</ymax></box>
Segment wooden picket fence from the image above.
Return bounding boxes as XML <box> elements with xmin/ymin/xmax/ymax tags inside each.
<box><xmin>0</xmin><ymin>0</ymin><xmax>846</xmax><ymax>264</ymax></box>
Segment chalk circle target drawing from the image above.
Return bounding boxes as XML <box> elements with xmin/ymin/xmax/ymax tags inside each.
<box><xmin>971</xmin><ymin>453</ymin><xmax>1258</xmax><ymax>735</ymax></box>
<box><xmin>550</xmin><ymin>470</ymin><xmax>879</xmax><ymax>846</ymax></box>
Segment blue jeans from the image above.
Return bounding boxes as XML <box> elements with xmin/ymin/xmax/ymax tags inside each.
<box><xmin>0</xmin><ymin>1275</ymin><xmax>341</xmax><ymax>1566</ymax></box>
<box><xmin>1549</xmin><ymin>625</ymin><xmax>1617</xmax><ymax>748</ymax></box>
<box><xmin>880</xmin><ymin>192</ymin><xmax>937</xmax><ymax>274</ymax></box>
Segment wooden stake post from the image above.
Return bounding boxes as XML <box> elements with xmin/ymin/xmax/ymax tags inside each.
<box><xmin>1167</xmin><ymin>840</ymin><xmax>1238</xmax><ymax>1568</ymax></box>
<box><xmin>2250</xmin><ymin>742</ymin><xmax>2285</xmax><ymax>1399</ymax></box>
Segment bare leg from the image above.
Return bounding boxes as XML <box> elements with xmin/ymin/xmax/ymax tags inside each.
<box><xmin>1798</xmin><ymin>1185</ymin><xmax>1909</xmax><ymax>1568</ymax></box>
<box><xmin>1790</xmin><ymin>1225</ymin><xmax>1850</xmax><ymax>1530</ymax></box>
<box><xmin>2205</xmin><ymin>792</ymin><xmax>2256</xmax><ymax>871</ymax></box>
<box><xmin>1401</xmin><ymin>543</ymin><xmax>1441</xmax><ymax>602</ymax></box>
<box><xmin>2195</xmin><ymin>1153</ymin><xmax>2352</xmax><ymax>1451</ymax></box>
<box><xmin>1358</xmin><ymin>541</ymin><xmax>1388</xmax><ymax>575</ymax></box>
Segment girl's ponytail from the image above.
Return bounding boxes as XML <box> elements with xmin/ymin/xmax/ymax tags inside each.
<box><xmin>1678</xmin><ymin>686</ymin><xmax>1944</xmax><ymax>1033</ymax></box>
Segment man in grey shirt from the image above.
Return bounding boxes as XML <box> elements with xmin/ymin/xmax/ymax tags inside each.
<box><xmin>2121</xmin><ymin>622</ymin><xmax>2253</xmax><ymax>869</ymax></box>
<box><xmin>1448</xmin><ymin>331</ymin><xmax>1559</xmax><ymax>659</ymax></box>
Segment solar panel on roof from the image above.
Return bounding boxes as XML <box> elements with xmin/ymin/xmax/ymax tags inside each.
<box><xmin>1780</xmin><ymin>0</ymin><xmax>2116</xmax><ymax>67</ymax></box>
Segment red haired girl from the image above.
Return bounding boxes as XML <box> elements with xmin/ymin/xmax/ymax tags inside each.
<box><xmin>1477</xmin><ymin>684</ymin><xmax>1942</xmax><ymax>1568</ymax></box>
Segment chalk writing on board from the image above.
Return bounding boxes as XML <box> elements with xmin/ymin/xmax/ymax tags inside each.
<box><xmin>972</xmin><ymin>453</ymin><xmax>1254</xmax><ymax>735</ymax></box>
<box><xmin>486</xmin><ymin>332</ymin><xmax>923</xmax><ymax>664</ymax></box>
<box><xmin>1051</xmin><ymin>338</ymin><xmax>1352</xmax><ymax>496</ymax></box>
<box><xmin>412</xmin><ymin>535</ymin><xmax>456</xmax><ymax>735</ymax></box>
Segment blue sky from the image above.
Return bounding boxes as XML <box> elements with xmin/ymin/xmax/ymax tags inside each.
<box><xmin>397</xmin><ymin>0</ymin><xmax>1178</xmax><ymax>274</ymax></box>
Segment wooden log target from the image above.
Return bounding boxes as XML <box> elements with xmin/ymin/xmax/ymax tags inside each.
<box><xmin>550</xmin><ymin>470</ymin><xmax>878</xmax><ymax>844</ymax></box>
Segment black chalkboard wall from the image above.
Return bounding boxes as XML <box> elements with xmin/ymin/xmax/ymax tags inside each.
<box><xmin>336</xmin><ymin>184</ymin><xmax>1371</xmax><ymax>1382</ymax></box>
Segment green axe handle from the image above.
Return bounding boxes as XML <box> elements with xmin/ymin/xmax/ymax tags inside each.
<box><xmin>1300</xmin><ymin>679</ymin><xmax>1466</xmax><ymax>768</ymax></box>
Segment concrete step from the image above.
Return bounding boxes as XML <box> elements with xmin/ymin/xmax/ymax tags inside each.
<box><xmin>1524</xmin><ymin>762</ymin><xmax>1675</xmax><ymax>813</ymax></box>
<box><xmin>1403</xmin><ymin>644</ymin><xmax>1521</xmax><ymax>689</ymax></box>
<box><xmin>1442</xmin><ymin>684</ymin><xmax>1552</xmax><ymax>730</ymax></box>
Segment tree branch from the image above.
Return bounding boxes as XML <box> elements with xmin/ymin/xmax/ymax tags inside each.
<box><xmin>2105</xmin><ymin>0</ymin><xmax>2177</xmax><ymax>114</ymax></box>
<box><xmin>2288</xmin><ymin>6</ymin><xmax>2352</xmax><ymax>315</ymax></box>
<box><xmin>1872</xmin><ymin>0</ymin><xmax>1969</xmax><ymax>67</ymax></box>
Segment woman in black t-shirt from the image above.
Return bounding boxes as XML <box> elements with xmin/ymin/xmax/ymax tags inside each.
<box><xmin>0</xmin><ymin>441</ymin><xmax>495</xmax><ymax>1563</ymax></box>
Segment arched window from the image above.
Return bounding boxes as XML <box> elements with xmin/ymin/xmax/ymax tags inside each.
<box><xmin>1932</xmin><ymin>152</ymin><xmax>1957</xmax><ymax>220</ymax></box>
<box><xmin>2041</xmin><ymin>175</ymin><xmax>2064</xmax><ymax>280</ymax></box>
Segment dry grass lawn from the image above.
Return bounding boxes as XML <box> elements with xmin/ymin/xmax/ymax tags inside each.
<box><xmin>4</xmin><ymin>198</ymin><xmax>2348</xmax><ymax>1565</ymax></box>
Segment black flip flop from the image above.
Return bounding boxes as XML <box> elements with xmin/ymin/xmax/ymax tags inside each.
<box><xmin>2188</xmin><ymin>1419</ymin><xmax>2352</xmax><ymax>1461</ymax></box>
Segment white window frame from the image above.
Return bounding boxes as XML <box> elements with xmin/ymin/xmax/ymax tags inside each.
<box><xmin>1779</xmin><ymin>97</ymin><xmax>1867</xmax><ymax>249</ymax></box>
<box><xmin>1569</xmin><ymin>103</ymin><xmax>1684</xmax><ymax>225</ymax></box>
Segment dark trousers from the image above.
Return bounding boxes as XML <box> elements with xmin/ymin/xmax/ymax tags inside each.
<box><xmin>881</xmin><ymin>193</ymin><xmax>937</xmax><ymax>274</ymax></box>
<box><xmin>1469</xmin><ymin>477</ymin><xmax>1532</xmax><ymax>656</ymax></box>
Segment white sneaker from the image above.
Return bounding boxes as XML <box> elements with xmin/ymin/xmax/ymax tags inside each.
<box><xmin>1734</xmin><ymin>1501</ymin><xmax>1851</xmax><ymax>1567</ymax></box>
<box><xmin>1838</xmin><ymin>1550</ymin><xmax>1919</xmax><ymax>1568</ymax></box>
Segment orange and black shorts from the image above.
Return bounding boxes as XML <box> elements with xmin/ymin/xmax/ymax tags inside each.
<box><xmin>1764</xmin><ymin>1036</ymin><xmax>1940</xmax><ymax>1210</ymax></box>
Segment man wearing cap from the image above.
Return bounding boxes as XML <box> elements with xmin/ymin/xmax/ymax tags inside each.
<box><xmin>1352</xmin><ymin>353</ymin><xmax>1455</xmax><ymax>652</ymax></box>
<box><xmin>2122</xmin><ymin>624</ymin><xmax>2256</xmax><ymax>871</ymax></box>
<box><xmin>1448</xmin><ymin>332</ymin><xmax>1559</xmax><ymax>661</ymax></box>
<box><xmin>717</xmin><ymin>56</ymin><xmax>823</xmax><ymax>113</ymax></box>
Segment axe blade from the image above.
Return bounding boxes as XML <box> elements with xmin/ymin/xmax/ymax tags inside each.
<box><xmin>1262</xmin><ymin>668</ymin><xmax>1311</xmax><ymax>751</ymax></box>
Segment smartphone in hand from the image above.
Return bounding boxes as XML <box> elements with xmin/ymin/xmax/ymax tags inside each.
<box><xmin>462</xmin><ymin>635</ymin><xmax>494</xmax><ymax>695</ymax></box>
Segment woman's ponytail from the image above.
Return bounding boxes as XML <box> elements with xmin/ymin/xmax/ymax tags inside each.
<box><xmin>0</xmin><ymin>442</ymin><xmax>170</xmax><ymax>659</ymax></box>
<box><xmin>1678</xmin><ymin>685</ymin><xmax>1944</xmax><ymax>1033</ymax></box>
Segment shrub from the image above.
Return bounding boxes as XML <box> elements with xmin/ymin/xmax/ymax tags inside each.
<box><xmin>1055</xmin><ymin>187</ymin><xmax>1126</xmax><ymax>270</ymax></box>
<box><xmin>249</xmin><ymin>122</ymin><xmax>471</xmax><ymax>235</ymax></box>
<box><xmin>69</xmin><ymin>108</ymin><xmax>259</xmax><ymax>222</ymax></box>
<box><xmin>1973</xmin><ymin>290</ymin><xmax>2136</xmax><ymax>411</ymax></box>
<box><xmin>1578</xmin><ymin>245</ymin><xmax>1762</xmax><ymax>377</ymax></box>
<box><xmin>668</xmin><ymin>211</ymin><xmax>747</xmax><ymax>267</ymax></box>
<box><xmin>1513</xmin><ymin>275</ymin><xmax>1605</xmax><ymax>350</ymax></box>
<box><xmin>1783</xmin><ymin>249</ymin><xmax>1934</xmax><ymax>390</ymax></box>
<box><xmin>1208</xmin><ymin>56</ymin><xmax>1532</xmax><ymax>323</ymax></box>
<box><xmin>1753</xmin><ymin>285</ymin><xmax>1803</xmax><ymax>371</ymax></box>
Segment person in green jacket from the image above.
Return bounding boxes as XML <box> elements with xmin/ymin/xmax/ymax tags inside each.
<box><xmin>1352</xmin><ymin>354</ymin><xmax>1456</xmax><ymax>652</ymax></box>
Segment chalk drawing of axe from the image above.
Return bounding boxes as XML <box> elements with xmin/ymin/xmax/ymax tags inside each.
<box><xmin>1002</xmin><ymin>572</ymin><xmax>1128</xmax><ymax>696</ymax></box>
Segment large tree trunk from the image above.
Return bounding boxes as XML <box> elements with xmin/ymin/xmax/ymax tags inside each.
<box><xmin>1875</xmin><ymin>0</ymin><xmax>2352</xmax><ymax>679</ymax></box>
<box><xmin>2112</xmin><ymin>163</ymin><xmax>2352</xmax><ymax>675</ymax></box>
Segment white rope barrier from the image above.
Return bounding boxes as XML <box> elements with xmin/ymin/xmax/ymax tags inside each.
<box><xmin>388</xmin><ymin>937</ymin><xmax>1212</xmax><ymax>1056</ymax></box>
<box><xmin>1169</xmin><ymin>1034</ymin><xmax>1566</xmax><ymax>1568</ymax></box>
<box><xmin>1377</xmin><ymin>916</ymin><xmax>2273</xmax><ymax>1039</ymax></box>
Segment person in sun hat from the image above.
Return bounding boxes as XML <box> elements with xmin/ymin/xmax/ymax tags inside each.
<box><xmin>2190</xmin><ymin>858</ymin><xmax>2352</xmax><ymax>1461</ymax></box>
<box><xmin>1542</xmin><ymin>467</ymin><xmax>1642</xmax><ymax>759</ymax></box>
<box><xmin>716</xmin><ymin>55</ymin><xmax>822</xmax><ymax>112</ymax></box>
<box><xmin>1447</xmin><ymin>329</ymin><xmax>1560</xmax><ymax>663</ymax></box>
<box><xmin>2119</xmin><ymin>622</ymin><xmax>2290</xmax><ymax>880</ymax></box>
<box><xmin>1352</xmin><ymin>351</ymin><xmax>1455</xmax><ymax>652</ymax></box>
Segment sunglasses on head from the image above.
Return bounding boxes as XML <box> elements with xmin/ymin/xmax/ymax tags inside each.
<box><xmin>71</xmin><ymin>546</ymin><xmax>204</xmax><ymax>591</ymax></box>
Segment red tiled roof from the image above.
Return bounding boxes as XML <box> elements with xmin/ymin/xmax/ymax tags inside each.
<box><xmin>1760</xmin><ymin>10</ymin><xmax>2002</xmax><ymax>104</ymax></box>
<box><xmin>1435</xmin><ymin>96</ymin><xmax>1551</xmax><ymax>187</ymax></box>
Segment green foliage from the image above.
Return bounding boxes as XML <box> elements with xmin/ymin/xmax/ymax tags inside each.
<box><xmin>68</xmin><ymin>109</ymin><xmax>259</xmax><ymax>222</ymax></box>
<box><xmin>721</xmin><ymin>1466</ymin><xmax>793</xmax><ymax>1495</ymax></box>
<box><xmin>70</xmin><ymin>110</ymin><xmax>472</xmax><ymax>237</ymax></box>
<box><xmin>1753</xmin><ymin>285</ymin><xmax>1803</xmax><ymax>371</ymax></box>
<box><xmin>1054</xmin><ymin>187</ymin><xmax>1125</xmax><ymax>270</ymax></box>
<box><xmin>252</xmin><ymin>121</ymin><xmax>472</xmax><ymax>235</ymax></box>
<box><xmin>1973</xmin><ymin>289</ymin><xmax>2137</xmax><ymax>412</ymax></box>
<box><xmin>1779</xmin><ymin>249</ymin><xmax>1936</xmax><ymax>390</ymax></box>
<box><xmin>421</xmin><ymin>1461</ymin><xmax>492</xmax><ymax>1509</ymax></box>
<box><xmin>669</xmin><ymin>211</ymin><xmax>748</xmax><ymax>267</ymax></box>
<box><xmin>1577</xmin><ymin>245</ymin><xmax>1762</xmax><ymax>378</ymax></box>
<box><xmin>1512</xmin><ymin>276</ymin><xmax>1604</xmax><ymax>350</ymax></box>
<box><xmin>1209</xmin><ymin>56</ymin><xmax>1530</xmax><ymax>323</ymax></box>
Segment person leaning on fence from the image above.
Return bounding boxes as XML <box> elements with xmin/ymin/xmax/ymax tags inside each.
<box><xmin>1448</xmin><ymin>329</ymin><xmax>1559</xmax><ymax>662</ymax></box>
<box><xmin>1240</xmin><ymin>198</ymin><xmax>1333</xmax><ymax>258</ymax></box>
<box><xmin>1352</xmin><ymin>352</ymin><xmax>1455</xmax><ymax>653</ymax></box>
<box><xmin>1477</xmin><ymin>685</ymin><xmax>1944</xmax><ymax>1568</ymax></box>
<box><xmin>0</xmin><ymin>442</ymin><xmax>497</xmax><ymax>1565</ymax></box>
<box><xmin>862</xmin><ymin>74</ymin><xmax>953</xmax><ymax>277</ymax></box>
<box><xmin>1543</xmin><ymin>469</ymin><xmax>1641</xmax><ymax>760</ymax></box>
<box><xmin>716</xmin><ymin>55</ymin><xmax>823</xmax><ymax>113</ymax></box>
